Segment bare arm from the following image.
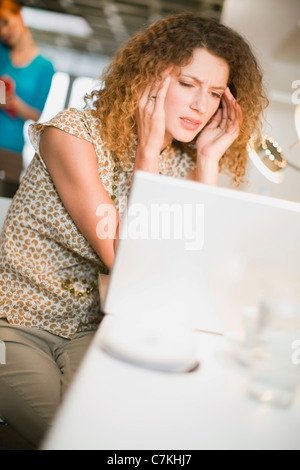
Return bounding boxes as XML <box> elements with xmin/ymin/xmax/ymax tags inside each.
<box><xmin>40</xmin><ymin>127</ymin><xmax>118</xmax><ymax>270</ymax></box>
<box><xmin>186</xmin><ymin>162</ymin><xmax>219</xmax><ymax>186</ymax></box>
<box><xmin>0</xmin><ymin>92</ymin><xmax>41</xmax><ymax>121</ymax></box>
<box><xmin>12</xmin><ymin>96</ymin><xmax>41</xmax><ymax>121</ymax></box>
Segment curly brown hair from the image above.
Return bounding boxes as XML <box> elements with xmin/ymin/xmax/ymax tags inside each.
<box><xmin>86</xmin><ymin>12</ymin><xmax>268</xmax><ymax>186</ymax></box>
<box><xmin>0</xmin><ymin>0</ymin><xmax>21</xmax><ymax>16</ymax></box>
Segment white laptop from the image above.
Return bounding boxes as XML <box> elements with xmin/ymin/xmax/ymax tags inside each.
<box><xmin>99</xmin><ymin>171</ymin><xmax>300</xmax><ymax>371</ymax></box>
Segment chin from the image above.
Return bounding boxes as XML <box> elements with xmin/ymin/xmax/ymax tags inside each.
<box><xmin>172</xmin><ymin>133</ymin><xmax>198</xmax><ymax>144</ymax></box>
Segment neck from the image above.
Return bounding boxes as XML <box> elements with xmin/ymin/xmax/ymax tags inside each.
<box><xmin>11</xmin><ymin>27</ymin><xmax>38</xmax><ymax>57</ymax></box>
<box><xmin>160</xmin><ymin>140</ymin><xmax>173</xmax><ymax>154</ymax></box>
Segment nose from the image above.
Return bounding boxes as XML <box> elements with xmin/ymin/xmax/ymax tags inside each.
<box><xmin>190</xmin><ymin>90</ymin><xmax>207</xmax><ymax>114</ymax></box>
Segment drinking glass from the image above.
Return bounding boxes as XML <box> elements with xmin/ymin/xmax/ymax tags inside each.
<box><xmin>248</xmin><ymin>297</ymin><xmax>300</xmax><ymax>407</ymax></box>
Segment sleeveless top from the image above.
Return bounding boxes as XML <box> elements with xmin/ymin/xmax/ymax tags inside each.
<box><xmin>0</xmin><ymin>107</ymin><xmax>196</xmax><ymax>338</ymax></box>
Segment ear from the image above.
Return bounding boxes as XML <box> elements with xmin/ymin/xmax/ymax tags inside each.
<box><xmin>16</xmin><ymin>10</ymin><xmax>24</xmax><ymax>26</ymax></box>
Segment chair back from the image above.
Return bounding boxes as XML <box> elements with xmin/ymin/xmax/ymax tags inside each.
<box><xmin>0</xmin><ymin>197</ymin><xmax>12</xmax><ymax>230</ymax></box>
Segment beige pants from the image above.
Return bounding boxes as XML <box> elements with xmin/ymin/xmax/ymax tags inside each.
<box><xmin>0</xmin><ymin>319</ymin><xmax>95</xmax><ymax>448</ymax></box>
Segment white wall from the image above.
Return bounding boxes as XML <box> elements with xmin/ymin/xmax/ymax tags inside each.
<box><xmin>39</xmin><ymin>44</ymin><xmax>110</xmax><ymax>79</ymax></box>
<box><xmin>222</xmin><ymin>0</ymin><xmax>300</xmax><ymax>202</ymax></box>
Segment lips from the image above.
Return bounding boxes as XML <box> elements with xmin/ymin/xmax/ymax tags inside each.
<box><xmin>180</xmin><ymin>117</ymin><xmax>201</xmax><ymax>131</ymax></box>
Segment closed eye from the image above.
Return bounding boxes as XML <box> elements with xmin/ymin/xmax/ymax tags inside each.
<box><xmin>179</xmin><ymin>81</ymin><xmax>194</xmax><ymax>88</ymax></box>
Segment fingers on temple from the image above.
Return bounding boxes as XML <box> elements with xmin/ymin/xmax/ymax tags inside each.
<box><xmin>140</xmin><ymin>69</ymin><xmax>172</xmax><ymax>110</ymax></box>
<box><xmin>222</xmin><ymin>87</ymin><xmax>243</xmax><ymax>132</ymax></box>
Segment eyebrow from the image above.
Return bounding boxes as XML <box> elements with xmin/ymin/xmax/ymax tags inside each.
<box><xmin>181</xmin><ymin>74</ymin><xmax>226</xmax><ymax>91</ymax></box>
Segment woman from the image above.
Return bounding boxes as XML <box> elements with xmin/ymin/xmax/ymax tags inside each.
<box><xmin>0</xmin><ymin>13</ymin><xmax>268</xmax><ymax>447</ymax></box>
<box><xmin>0</xmin><ymin>0</ymin><xmax>54</xmax><ymax>185</ymax></box>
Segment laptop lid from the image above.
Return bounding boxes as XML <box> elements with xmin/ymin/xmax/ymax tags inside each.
<box><xmin>103</xmin><ymin>171</ymin><xmax>300</xmax><ymax>335</ymax></box>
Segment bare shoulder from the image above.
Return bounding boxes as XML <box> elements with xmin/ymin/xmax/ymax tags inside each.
<box><xmin>40</xmin><ymin>125</ymin><xmax>95</xmax><ymax>167</ymax></box>
<box><xmin>40</xmin><ymin>126</ymin><xmax>93</xmax><ymax>152</ymax></box>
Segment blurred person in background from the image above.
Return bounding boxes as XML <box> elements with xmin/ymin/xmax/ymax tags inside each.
<box><xmin>0</xmin><ymin>0</ymin><xmax>54</xmax><ymax>191</ymax></box>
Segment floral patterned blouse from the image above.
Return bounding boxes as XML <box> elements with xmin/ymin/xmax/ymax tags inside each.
<box><xmin>0</xmin><ymin>107</ymin><xmax>196</xmax><ymax>339</ymax></box>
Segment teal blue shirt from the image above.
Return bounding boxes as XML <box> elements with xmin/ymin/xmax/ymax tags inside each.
<box><xmin>0</xmin><ymin>42</ymin><xmax>55</xmax><ymax>153</ymax></box>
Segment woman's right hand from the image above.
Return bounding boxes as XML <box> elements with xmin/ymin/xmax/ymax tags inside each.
<box><xmin>135</xmin><ymin>70</ymin><xmax>172</xmax><ymax>173</ymax></box>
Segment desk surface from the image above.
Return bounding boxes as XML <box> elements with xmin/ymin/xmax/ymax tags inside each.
<box><xmin>42</xmin><ymin>319</ymin><xmax>300</xmax><ymax>450</ymax></box>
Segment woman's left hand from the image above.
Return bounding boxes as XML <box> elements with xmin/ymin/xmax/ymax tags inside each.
<box><xmin>196</xmin><ymin>87</ymin><xmax>243</xmax><ymax>167</ymax></box>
